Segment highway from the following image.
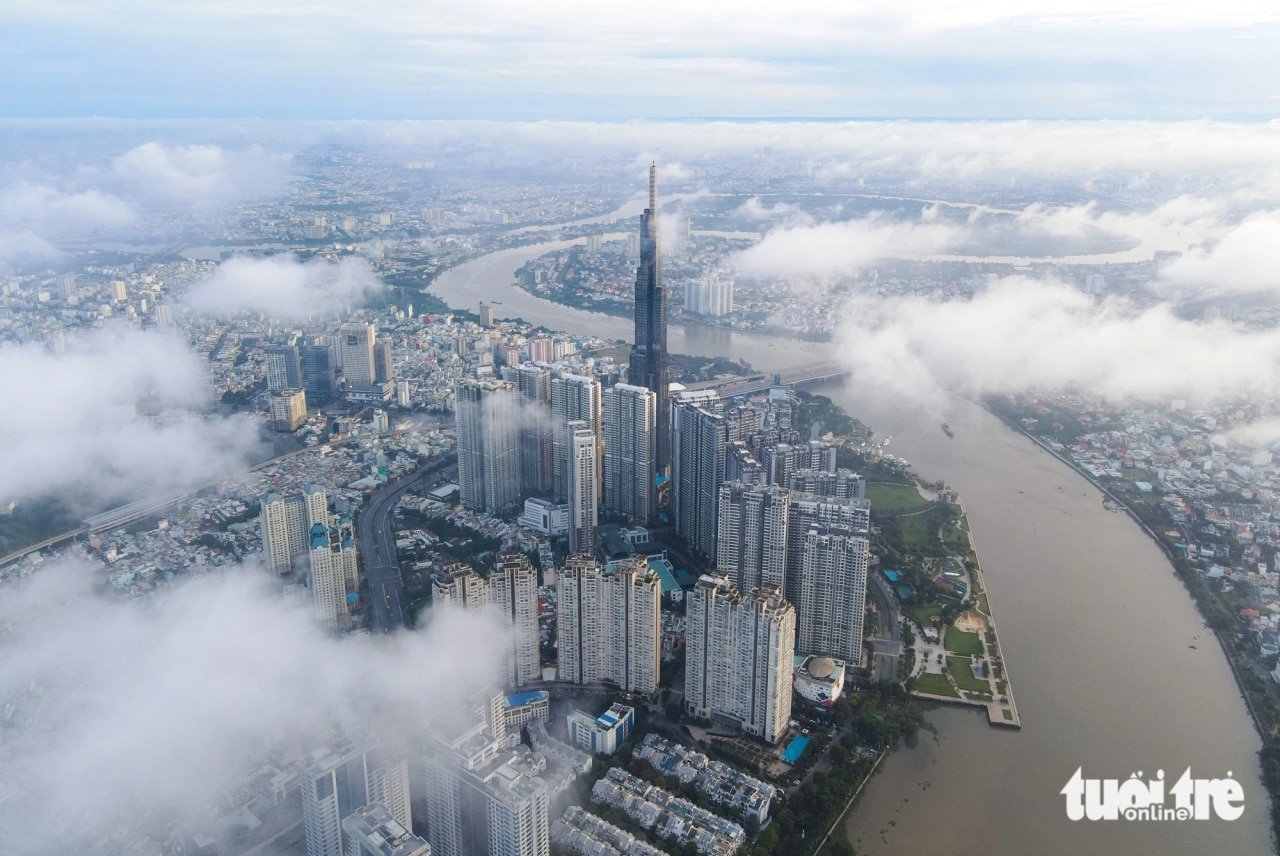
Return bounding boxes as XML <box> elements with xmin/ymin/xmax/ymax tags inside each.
<box><xmin>355</xmin><ymin>453</ymin><xmax>457</xmax><ymax>633</ymax></box>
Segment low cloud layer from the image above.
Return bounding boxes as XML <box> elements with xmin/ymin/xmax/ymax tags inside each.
<box><xmin>732</xmin><ymin>214</ymin><xmax>964</xmax><ymax>280</ymax></box>
<box><xmin>0</xmin><ymin>327</ymin><xmax>263</xmax><ymax>509</ymax></box>
<box><xmin>184</xmin><ymin>255</ymin><xmax>385</xmax><ymax>320</ymax></box>
<box><xmin>108</xmin><ymin>141</ymin><xmax>289</xmax><ymax>206</ymax></box>
<box><xmin>831</xmin><ymin>277</ymin><xmax>1280</xmax><ymax>408</ymax></box>
<box><xmin>0</xmin><ymin>557</ymin><xmax>504</xmax><ymax>855</ymax></box>
<box><xmin>1159</xmin><ymin>212</ymin><xmax>1280</xmax><ymax>296</ymax></box>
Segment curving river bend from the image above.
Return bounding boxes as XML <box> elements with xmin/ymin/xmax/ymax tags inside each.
<box><xmin>431</xmin><ymin>239</ymin><xmax>1271</xmax><ymax>855</ymax></box>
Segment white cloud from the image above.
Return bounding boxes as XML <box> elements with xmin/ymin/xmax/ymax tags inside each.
<box><xmin>109</xmin><ymin>141</ymin><xmax>289</xmax><ymax>204</ymax></box>
<box><xmin>831</xmin><ymin>277</ymin><xmax>1280</xmax><ymax>408</ymax></box>
<box><xmin>0</xmin><ymin>556</ymin><xmax>505</xmax><ymax>854</ymax></box>
<box><xmin>732</xmin><ymin>213</ymin><xmax>965</xmax><ymax>280</ymax></box>
<box><xmin>184</xmin><ymin>254</ymin><xmax>385</xmax><ymax>320</ymax></box>
<box><xmin>0</xmin><ymin>326</ymin><xmax>264</xmax><ymax>509</ymax></box>
<box><xmin>1158</xmin><ymin>212</ymin><xmax>1280</xmax><ymax>295</ymax></box>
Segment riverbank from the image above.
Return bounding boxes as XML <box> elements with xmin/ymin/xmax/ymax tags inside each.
<box><xmin>989</xmin><ymin>404</ymin><xmax>1280</xmax><ymax>851</ymax></box>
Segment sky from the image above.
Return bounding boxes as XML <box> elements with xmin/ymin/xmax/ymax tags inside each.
<box><xmin>3</xmin><ymin>1</ymin><xmax>1280</xmax><ymax>120</ymax></box>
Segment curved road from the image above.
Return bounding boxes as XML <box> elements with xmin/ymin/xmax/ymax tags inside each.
<box><xmin>356</xmin><ymin>453</ymin><xmax>456</xmax><ymax>633</ymax></box>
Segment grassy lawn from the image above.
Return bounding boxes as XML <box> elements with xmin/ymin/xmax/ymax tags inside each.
<box><xmin>898</xmin><ymin>514</ymin><xmax>933</xmax><ymax>551</ymax></box>
<box><xmin>945</xmin><ymin>626</ymin><xmax>984</xmax><ymax>656</ymax></box>
<box><xmin>942</xmin><ymin>517</ymin><xmax>970</xmax><ymax>552</ymax></box>
<box><xmin>914</xmin><ymin>672</ymin><xmax>959</xmax><ymax>697</ymax></box>
<box><xmin>948</xmin><ymin>656</ymin><xmax>991</xmax><ymax>693</ymax></box>
<box><xmin>906</xmin><ymin>603</ymin><xmax>942</xmax><ymax>628</ymax></box>
<box><xmin>866</xmin><ymin>482</ymin><xmax>931</xmax><ymax>513</ymax></box>
<box><xmin>977</xmin><ymin>592</ymin><xmax>991</xmax><ymax>615</ymax></box>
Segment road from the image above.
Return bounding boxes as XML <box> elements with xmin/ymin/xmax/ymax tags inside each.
<box><xmin>355</xmin><ymin>454</ymin><xmax>456</xmax><ymax>633</ymax></box>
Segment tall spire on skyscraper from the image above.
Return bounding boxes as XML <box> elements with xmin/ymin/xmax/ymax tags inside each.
<box><xmin>649</xmin><ymin>161</ymin><xmax>657</xmax><ymax>215</ymax></box>
<box><xmin>629</xmin><ymin>163</ymin><xmax>670</xmax><ymax>476</ymax></box>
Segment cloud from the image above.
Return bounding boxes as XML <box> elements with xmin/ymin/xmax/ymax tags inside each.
<box><xmin>0</xmin><ymin>230</ymin><xmax>59</xmax><ymax>266</ymax></box>
<box><xmin>732</xmin><ymin>213</ymin><xmax>965</xmax><ymax>280</ymax></box>
<box><xmin>733</xmin><ymin>196</ymin><xmax>809</xmax><ymax>224</ymax></box>
<box><xmin>1216</xmin><ymin>417</ymin><xmax>1280</xmax><ymax>449</ymax></box>
<box><xmin>0</xmin><ymin>326</ymin><xmax>264</xmax><ymax>509</ymax></box>
<box><xmin>0</xmin><ymin>556</ymin><xmax>505</xmax><ymax>855</ymax></box>
<box><xmin>109</xmin><ymin>141</ymin><xmax>289</xmax><ymax>205</ymax></box>
<box><xmin>184</xmin><ymin>255</ymin><xmax>386</xmax><ymax>320</ymax></box>
<box><xmin>1158</xmin><ymin>212</ymin><xmax>1280</xmax><ymax>295</ymax></box>
<box><xmin>830</xmin><ymin>277</ymin><xmax>1280</xmax><ymax>408</ymax></box>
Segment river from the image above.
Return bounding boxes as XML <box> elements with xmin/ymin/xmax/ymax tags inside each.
<box><xmin>434</xmin><ymin>241</ymin><xmax>1271</xmax><ymax>854</ymax></box>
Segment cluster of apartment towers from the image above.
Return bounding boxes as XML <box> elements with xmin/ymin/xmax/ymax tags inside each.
<box><xmin>259</xmin><ymin>167</ymin><xmax>871</xmax><ymax>856</ymax></box>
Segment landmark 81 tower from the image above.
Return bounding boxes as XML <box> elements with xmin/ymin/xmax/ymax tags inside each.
<box><xmin>628</xmin><ymin>163</ymin><xmax>670</xmax><ymax>473</ymax></box>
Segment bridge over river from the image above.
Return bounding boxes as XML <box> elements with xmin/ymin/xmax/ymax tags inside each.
<box><xmin>680</xmin><ymin>361</ymin><xmax>850</xmax><ymax>398</ymax></box>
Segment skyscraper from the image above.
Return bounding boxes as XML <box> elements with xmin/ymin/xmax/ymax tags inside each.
<box><xmin>340</xmin><ymin>322</ymin><xmax>377</xmax><ymax>387</ymax></box>
<box><xmin>672</xmin><ymin>392</ymin><xmax>725</xmax><ymax>560</ymax></box>
<box><xmin>602</xmin><ymin>382</ymin><xmax>656</xmax><ymax>523</ymax></box>
<box><xmin>716</xmin><ymin>482</ymin><xmax>789</xmax><ymax>593</ymax></box>
<box><xmin>309</xmin><ymin>515</ymin><xmax>358</xmax><ymax>628</ymax></box>
<box><xmin>551</xmin><ymin>373</ymin><xmax>600</xmax><ymax>501</ymax></box>
<box><xmin>684</xmin><ymin>574</ymin><xmax>795</xmax><ymax>744</ymax></box>
<box><xmin>302</xmin><ymin>341</ymin><xmax>337</xmax><ymax>405</ymax></box>
<box><xmin>565</xmin><ymin>421</ymin><xmax>598</xmax><ymax>554</ymax></box>
<box><xmin>510</xmin><ymin>365</ymin><xmax>553</xmax><ymax>494</ymax></box>
<box><xmin>797</xmin><ymin>525</ymin><xmax>870</xmax><ymax>665</ymax></box>
<box><xmin>455</xmin><ymin>380</ymin><xmax>522</xmax><ymax>514</ymax></box>
<box><xmin>343</xmin><ymin>802</ymin><xmax>431</xmax><ymax>856</ymax></box>
<box><xmin>270</xmin><ymin>388</ymin><xmax>308</xmax><ymax>431</ymax></box>
<box><xmin>556</xmin><ymin>554</ymin><xmax>660</xmax><ymax>695</ymax></box>
<box><xmin>265</xmin><ymin>344</ymin><xmax>303</xmax><ymax>391</ymax></box>
<box><xmin>375</xmin><ymin>335</ymin><xmax>395</xmax><ymax>384</ymax></box>
<box><xmin>416</xmin><ymin>694</ymin><xmax>551</xmax><ymax>856</ymax></box>
<box><xmin>784</xmin><ymin>494</ymin><xmax>870</xmax><ymax>608</ymax></box>
<box><xmin>300</xmin><ymin>742</ymin><xmax>412</xmax><ymax>856</ymax></box>
<box><xmin>431</xmin><ymin>563</ymin><xmax>491</xmax><ymax>611</ymax></box>
<box><xmin>627</xmin><ymin>164</ymin><xmax>670</xmax><ymax>472</ymax></box>
<box><xmin>492</xmin><ymin>552</ymin><xmax>541</xmax><ymax>687</ymax></box>
<box><xmin>260</xmin><ymin>486</ymin><xmax>329</xmax><ymax>574</ymax></box>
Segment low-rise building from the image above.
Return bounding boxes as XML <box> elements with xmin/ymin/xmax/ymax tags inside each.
<box><xmin>566</xmin><ymin>704</ymin><xmax>634</xmax><ymax>755</ymax></box>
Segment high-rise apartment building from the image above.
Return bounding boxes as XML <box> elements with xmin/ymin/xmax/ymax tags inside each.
<box><xmin>260</xmin><ymin>486</ymin><xmax>329</xmax><ymax>574</ymax></box>
<box><xmin>627</xmin><ymin>164</ymin><xmax>670</xmax><ymax>472</ymax></box>
<box><xmin>508</xmin><ymin>365</ymin><xmax>553</xmax><ymax>494</ymax></box>
<box><xmin>796</xmin><ymin>525</ymin><xmax>870</xmax><ymax>665</ymax></box>
<box><xmin>343</xmin><ymin>802</ymin><xmax>431</xmax><ymax>856</ymax></box>
<box><xmin>417</xmin><ymin>696</ymin><xmax>550</xmax><ymax>856</ymax></box>
<box><xmin>309</xmin><ymin>516</ymin><xmax>358</xmax><ymax>628</ymax></box>
<box><xmin>672</xmin><ymin>392</ymin><xmax>725</xmax><ymax>559</ymax></box>
<box><xmin>551</xmin><ymin>374</ymin><xmax>600</xmax><ymax>501</ymax></box>
<box><xmin>716</xmin><ymin>482</ymin><xmax>789</xmax><ymax>593</ymax></box>
<box><xmin>492</xmin><ymin>552</ymin><xmax>541</xmax><ymax>688</ymax></box>
<box><xmin>375</xmin><ymin>335</ymin><xmax>395</xmax><ymax>384</ymax></box>
<box><xmin>784</xmin><ymin>494</ymin><xmax>870</xmax><ymax>608</ymax></box>
<box><xmin>684</xmin><ymin>575</ymin><xmax>795</xmax><ymax>744</ymax></box>
<box><xmin>602</xmin><ymin>382</ymin><xmax>656</xmax><ymax>523</ymax></box>
<box><xmin>787</xmin><ymin>468</ymin><xmax>866</xmax><ymax>500</ymax></box>
<box><xmin>340</xmin><ymin>322</ymin><xmax>378</xmax><ymax>387</ymax></box>
<box><xmin>300</xmin><ymin>742</ymin><xmax>412</xmax><ymax>856</ymax></box>
<box><xmin>556</xmin><ymin>554</ymin><xmax>660</xmax><ymax>695</ymax></box>
<box><xmin>683</xmin><ymin>272</ymin><xmax>734</xmax><ymax>317</ymax></box>
<box><xmin>565</xmin><ymin>421</ymin><xmax>598</xmax><ymax>555</ymax></box>
<box><xmin>432</xmin><ymin>563</ymin><xmax>492</xmax><ymax>611</ymax></box>
<box><xmin>455</xmin><ymin>380</ymin><xmax>522</xmax><ymax>514</ymax></box>
<box><xmin>270</xmin><ymin>388</ymin><xmax>308</xmax><ymax>431</ymax></box>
